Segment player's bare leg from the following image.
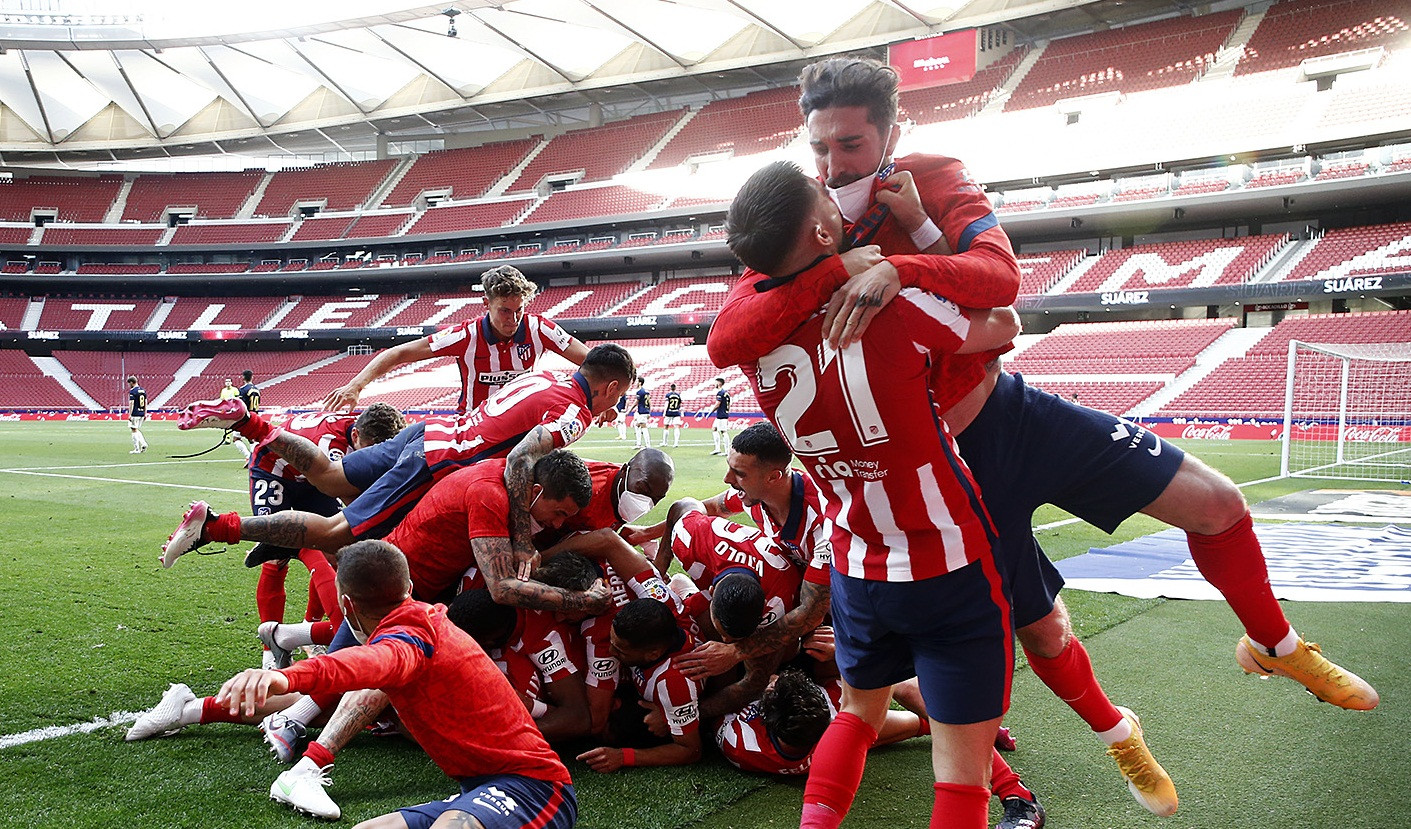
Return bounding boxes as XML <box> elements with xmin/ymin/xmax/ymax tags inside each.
<box><xmin>1142</xmin><ymin>455</ymin><xmax>1378</xmax><ymax>710</ymax></box>
<box><xmin>930</xmin><ymin>715</ymin><xmax>1005</xmax><ymax>828</ymax></box>
<box><xmin>162</xmin><ymin>501</ymin><xmax>354</xmax><ymax>566</ymax></box>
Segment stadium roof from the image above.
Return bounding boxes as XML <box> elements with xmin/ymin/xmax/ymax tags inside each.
<box><xmin>0</xmin><ymin>0</ymin><xmax>1204</xmax><ymax>164</ymax></box>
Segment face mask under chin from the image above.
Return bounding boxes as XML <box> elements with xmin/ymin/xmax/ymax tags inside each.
<box><xmin>827</xmin><ymin>174</ymin><xmax>876</xmax><ymax>223</ymax></box>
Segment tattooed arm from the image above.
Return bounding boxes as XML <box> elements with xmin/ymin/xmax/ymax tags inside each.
<box><xmin>315</xmin><ymin>689</ymin><xmax>391</xmax><ymax>753</ymax></box>
<box><xmin>504</xmin><ymin>424</ymin><xmax>559</xmax><ymax>567</ymax></box>
<box><xmin>473</xmin><ymin>535</ymin><xmax>611</xmax><ymax>613</ymax></box>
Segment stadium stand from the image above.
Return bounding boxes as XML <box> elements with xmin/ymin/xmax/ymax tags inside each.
<box><xmin>166</xmin><ymin>263</ymin><xmax>253</xmax><ymax>275</ymax></box>
<box><xmin>278</xmin><ymin>294</ymin><xmax>403</xmax><ymax>329</ymax></box>
<box><xmin>610</xmin><ymin>275</ymin><xmax>733</xmax><ymax>316</ymax></box>
<box><xmin>289</xmin><ymin>215</ymin><xmax>357</xmax><ymax>242</ymax></box>
<box><xmin>1318</xmin><ymin>73</ymin><xmax>1411</xmax><ymax>129</ymax></box>
<box><xmin>504</xmin><ymin>110</ymin><xmax>683</xmax><ymax>193</ymax></box>
<box><xmin>1246</xmin><ymin>167</ymin><xmax>1308</xmax><ymax>188</ymax></box>
<box><xmin>54</xmin><ymin>350</ymin><xmax>189</xmax><ymax>409</ymax></box>
<box><xmin>1313</xmin><ymin>160</ymin><xmax>1372</xmax><ymax>180</ymax></box>
<box><xmin>404</xmin><ymin>198</ymin><xmax>533</xmax><ymax>236</ymax></box>
<box><xmin>1061</xmin><ymin>235</ymin><xmax>1290</xmax><ymax>294</ymax></box>
<box><xmin>121</xmin><ymin>171</ymin><xmax>264</xmax><ymax>222</ymax></box>
<box><xmin>1004</xmin><ymin>10</ymin><xmax>1243</xmax><ymax>111</ymax></box>
<box><xmin>382</xmin><ymin>139</ymin><xmax>539</xmax><ymax>208</ymax></box>
<box><xmin>169</xmin><ymin>222</ymin><xmax>291</xmax><ymax>246</ymax></box>
<box><xmin>647</xmin><ymin>87</ymin><xmax>802</xmax><ymax>170</ymax></box>
<box><xmin>37</xmin><ymin>297</ymin><xmax>160</xmax><ymax>331</ymax></box>
<box><xmin>531</xmin><ymin>282</ymin><xmax>639</xmax><ymax>319</ymax></box>
<box><xmin>1278</xmin><ymin>221</ymin><xmax>1411</xmax><ymax>282</ymax></box>
<box><xmin>40</xmin><ymin>226</ymin><xmax>164</xmax><ymax>246</ymax></box>
<box><xmin>0</xmin><ymin>296</ymin><xmax>29</xmax><ymax>328</ymax></box>
<box><xmin>160</xmin><ymin>296</ymin><xmax>287</xmax><ymax>331</ymax></box>
<box><xmin>162</xmin><ymin>351</ymin><xmax>339</xmax><ymax>407</ymax></box>
<box><xmin>1157</xmin><ymin>310</ymin><xmax>1411</xmax><ymax>417</ymax></box>
<box><xmin>75</xmin><ymin>264</ymin><xmax>162</xmax><ymax>275</ymax></box>
<box><xmin>259</xmin><ymin>352</ymin><xmax>379</xmax><ymax>407</ymax></box>
<box><xmin>1235</xmin><ymin>0</ymin><xmax>1411</xmax><ymax>76</ymax></box>
<box><xmin>0</xmin><ymin>350</ymin><xmax>85</xmax><ymax>409</ymax></box>
<box><xmin>0</xmin><ymin>226</ymin><xmax>31</xmax><ymax>245</ymax></box>
<box><xmin>0</xmin><ymin>175</ymin><xmax>124</xmax><ymax>223</ymax></box>
<box><xmin>1017</xmin><ymin>249</ymin><xmax>1087</xmax><ymax>295</ymax></box>
<box><xmin>254</xmin><ymin>159</ymin><xmax>397</xmax><ymax>217</ymax></box>
<box><xmin>345</xmin><ymin>212</ymin><xmax>414</xmax><ymax>239</ymax></box>
<box><xmin>1007</xmin><ymin>317</ymin><xmax>1238</xmax><ymax>377</ymax></box>
<box><xmin>900</xmin><ymin>47</ymin><xmax>1030</xmax><ymax>124</ymax></box>
<box><xmin>520</xmin><ymin>186</ymin><xmax>666</xmax><ymax>225</ymax></box>
<box><xmin>2</xmin><ymin>261</ymin><xmax>28</xmax><ymax>274</ymax></box>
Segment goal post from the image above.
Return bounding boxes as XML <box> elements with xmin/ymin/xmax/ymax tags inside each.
<box><xmin>1280</xmin><ymin>339</ymin><xmax>1411</xmax><ymax>482</ymax></box>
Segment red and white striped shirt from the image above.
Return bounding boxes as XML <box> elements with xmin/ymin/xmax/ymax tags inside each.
<box><xmin>428</xmin><ymin>314</ymin><xmax>575</xmax><ymax>413</ymax></box>
<box><xmin>632</xmin><ymin>630</ymin><xmax>702</xmax><ymax>738</ymax></box>
<box><xmin>719</xmin><ymin>470</ymin><xmax>832</xmax><ymax>586</ymax></box>
<box><xmin>715</xmin><ymin>678</ymin><xmax>841</xmax><ymax>776</ymax></box>
<box><xmin>421</xmin><ymin>369</ymin><xmax>592</xmax><ymax>477</ymax></box>
<box><xmin>670</xmin><ymin>511</ymin><xmax>804</xmax><ymax>630</ymax></box>
<box><xmin>747</xmin><ymin>289</ymin><xmax>994</xmax><ymax>582</ymax></box>
<box><xmin>250</xmin><ymin>411</ymin><xmax>355</xmax><ymax>481</ymax></box>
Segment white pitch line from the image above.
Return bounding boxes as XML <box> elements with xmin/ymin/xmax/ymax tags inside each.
<box><xmin>4</xmin><ymin>459</ymin><xmax>245</xmax><ymax>472</ymax></box>
<box><xmin>0</xmin><ymin>469</ymin><xmax>245</xmax><ymax>494</ymax></box>
<box><xmin>0</xmin><ymin>711</ymin><xmax>141</xmax><ymax>749</ymax></box>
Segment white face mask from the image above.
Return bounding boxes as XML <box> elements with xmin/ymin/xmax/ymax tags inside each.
<box><xmin>827</xmin><ymin>174</ymin><xmax>877</xmax><ymax>224</ymax></box>
<box><xmin>343</xmin><ymin>599</ymin><xmax>370</xmax><ymax>645</ymax></box>
<box><xmin>529</xmin><ymin>488</ymin><xmax>545</xmax><ymax>536</ymax></box>
<box><xmin>617</xmin><ymin>489</ymin><xmax>654</xmax><ymax>524</ymax></box>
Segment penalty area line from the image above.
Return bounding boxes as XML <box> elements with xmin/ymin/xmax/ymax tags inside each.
<box><xmin>0</xmin><ymin>711</ymin><xmax>141</xmax><ymax>749</ymax></box>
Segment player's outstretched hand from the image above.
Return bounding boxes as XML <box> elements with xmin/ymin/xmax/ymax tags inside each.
<box><xmin>674</xmin><ymin>640</ymin><xmax>742</xmax><ymax>680</ymax></box>
<box><xmin>216</xmin><ymin>668</ymin><xmax>290</xmax><ymax>718</ymax></box>
<box><xmin>822</xmin><ymin>259</ymin><xmax>901</xmax><ymax>349</ymax></box>
<box><xmin>322</xmin><ymin>385</ymin><xmax>360</xmax><ymax>413</ymax></box>
<box><xmin>575</xmin><ymin>746</ymin><xmax>625</xmax><ymax>773</ymax></box>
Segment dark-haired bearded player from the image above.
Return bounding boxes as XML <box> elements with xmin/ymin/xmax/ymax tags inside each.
<box><xmin>708</xmin><ymin>55</ymin><xmax>1378</xmax><ymax>823</ymax></box>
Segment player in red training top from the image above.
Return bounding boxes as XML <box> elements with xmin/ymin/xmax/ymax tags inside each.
<box><xmin>217</xmin><ymin>540</ymin><xmax>576</xmax><ymax>827</ymax></box>
<box><xmin>244</xmin><ymin>404</ymin><xmax>406</xmax><ymax>668</ymax></box>
<box><xmin>323</xmin><ymin>264</ymin><xmax>590</xmax><ymax>415</ymax></box>
<box><xmin>163</xmin><ymin>345</ymin><xmax>634</xmax><ymax>564</ymax></box>
<box><xmin>724</xmin><ymin>160</ymin><xmax>1021</xmax><ymax>829</ymax></box>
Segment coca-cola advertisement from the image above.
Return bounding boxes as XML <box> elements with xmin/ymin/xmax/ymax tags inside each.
<box><xmin>1288</xmin><ymin>422</ymin><xmax>1411</xmax><ymax>443</ymax></box>
<box><xmin>1142</xmin><ymin>418</ymin><xmax>1284</xmax><ymax>440</ymax></box>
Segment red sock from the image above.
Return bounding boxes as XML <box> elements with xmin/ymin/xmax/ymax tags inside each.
<box><xmin>1187</xmin><ymin>512</ymin><xmax>1291</xmax><ymax>648</ymax></box>
<box><xmin>917</xmin><ymin>717</ymin><xmax>932</xmax><ymax>736</ymax></box>
<box><xmin>990</xmin><ymin>749</ymin><xmax>1034</xmax><ymax>801</ymax></box>
<box><xmin>310</xmin><ymin>621</ymin><xmax>338</xmax><ymax>646</ymax></box>
<box><xmin>1025</xmin><ymin>638</ymin><xmax>1123</xmax><ymax>733</ymax></box>
<box><xmin>207</xmin><ymin>511</ymin><xmax>243</xmax><ymax>544</ymax></box>
<box><xmin>801</xmin><ymin>712</ymin><xmax>877</xmax><ymax>827</ymax></box>
<box><xmin>302</xmin><ymin>741</ymin><xmax>336</xmax><ymax>769</ymax></box>
<box><xmin>930</xmin><ymin>782</ymin><xmax>990</xmax><ymax>829</ymax></box>
<box><xmin>200</xmin><ymin>696</ymin><xmax>247</xmax><ymax>725</ymax></box>
<box><xmin>256</xmin><ymin>561</ymin><xmax>289</xmax><ymax>623</ymax></box>
<box><xmin>300</xmin><ymin>548</ymin><xmax>339</xmax><ymax>626</ymax></box>
<box><xmin>235</xmin><ymin>413</ymin><xmax>276</xmax><ymax>443</ymax></box>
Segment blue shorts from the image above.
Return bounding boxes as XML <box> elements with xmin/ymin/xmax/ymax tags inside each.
<box><xmin>400</xmin><ymin>776</ymin><xmax>576</xmax><ymax>829</ymax></box>
<box><xmin>249</xmin><ymin>469</ymin><xmax>342</xmax><ymax>561</ymax></box>
<box><xmin>339</xmin><ymin>422</ymin><xmax>434</xmax><ymax>539</ymax></box>
<box><xmin>830</xmin><ymin>560</ymin><xmax>1011</xmax><ymax>725</ymax></box>
<box><xmin>956</xmin><ymin>372</ymin><xmax>1186</xmax><ymax>628</ymax></box>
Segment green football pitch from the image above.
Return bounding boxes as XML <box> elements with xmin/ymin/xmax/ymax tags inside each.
<box><xmin>0</xmin><ymin>420</ymin><xmax>1404</xmax><ymax>829</ymax></box>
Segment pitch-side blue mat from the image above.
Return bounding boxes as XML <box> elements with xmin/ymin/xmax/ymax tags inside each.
<box><xmin>1055</xmin><ymin>523</ymin><xmax>1411</xmax><ymax>602</ymax></box>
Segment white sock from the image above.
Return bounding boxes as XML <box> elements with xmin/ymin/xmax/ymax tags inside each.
<box><xmin>1097</xmin><ymin>716</ymin><xmax>1133</xmax><ymax>746</ymax></box>
<box><xmin>274</xmin><ymin>621</ymin><xmax>316</xmax><ymax>650</ymax></box>
<box><xmin>1253</xmin><ymin>627</ymin><xmax>1300</xmax><ymax>658</ymax></box>
<box><xmin>180</xmin><ymin>697</ymin><xmax>205</xmax><ymax>726</ymax></box>
<box><xmin>282</xmin><ymin>694</ymin><xmax>324</xmax><ymax>726</ymax></box>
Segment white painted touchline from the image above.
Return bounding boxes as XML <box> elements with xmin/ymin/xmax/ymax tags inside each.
<box><xmin>0</xmin><ymin>712</ymin><xmax>141</xmax><ymax>749</ymax></box>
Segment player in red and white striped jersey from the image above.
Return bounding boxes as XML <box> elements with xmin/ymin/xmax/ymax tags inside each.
<box><xmin>322</xmin><ymin>265</ymin><xmax>589</xmax><ymax>415</ymax></box>
<box><xmin>725</xmin><ymin>159</ymin><xmax>1021</xmax><ymax>829</ymax></box>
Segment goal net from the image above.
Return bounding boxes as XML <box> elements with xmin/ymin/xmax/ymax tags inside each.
<box><xmin>1281</xmin><ymin>340</ymin><xmax>1411</xmax><ymax>482</ymax></box>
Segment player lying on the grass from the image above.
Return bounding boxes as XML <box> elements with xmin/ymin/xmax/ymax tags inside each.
<box><xmin>323</xmin><ymin>264</ymin><xmax>591</xmax><ymax>416</ymax></box>
<box><xmin>216</xmin><ymin>540</ymin><xmax>578</xmax><ymax>829</ymax></box>
<box><xmin>575</xmin><ymin>597</ymin><xmax>704</xmax><ymax>773</ymax></box>
<box><xmin>161</xmin><ymin>344</ymin><xmax>634</xmax><ymax>565</ymax></box>
<box><xmin>721</xmin><ymin>159</ymin><xmax>1023</xmax><ymax>829</ymax></box>
<box><xmin>713</xmin><ymin>60</ymin><xmax>1380</xmax><ymax>813</ymax></box>
<box><xmin>242</xmin><ymin>404</ymin><xmax>406</xmax><ymax>667</ymax></box>
<box><xmin>716</xmin><ymin>669</ymin><xmax>929</xmax><ymax>777</ymax></box>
